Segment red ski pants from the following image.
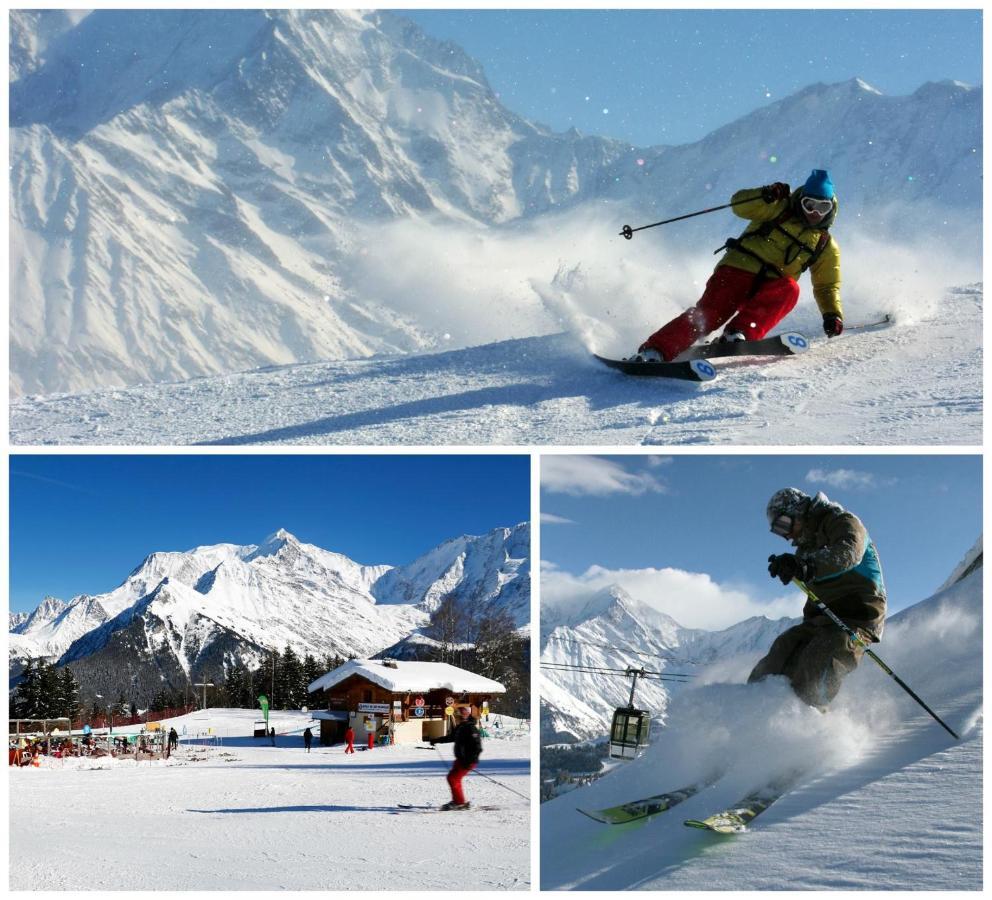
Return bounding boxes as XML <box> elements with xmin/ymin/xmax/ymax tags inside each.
<box><xmin>641</xmin><ymin>265</ymin><xmax>800</xmax><ymax>361</ymax></box>
<box><xmin>447</xmin><ymin>760</ymin><xmax>477</xmax><ymax>805</ymax></box>
<box><xmin>345</xmin><ymin>741</ymin><xmax>354</xmax><ymax>754</ymax></box>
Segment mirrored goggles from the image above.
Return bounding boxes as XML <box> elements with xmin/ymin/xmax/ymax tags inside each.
<box><xmin>769</xmin><ymin>513</ymin><xmax>794</xmax><ymax>537</ymax></box>
<box><xmin>801</xmin><ymin>196</ymin><xmax>833</xmax><ymax>217</ymax></box>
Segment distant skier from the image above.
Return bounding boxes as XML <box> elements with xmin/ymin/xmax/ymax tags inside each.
<box><xmin>429</xmin><ymin>705</ymin><xmax>483</xmax><ymax>811</ymax></box>
<box><xmin>344</xmin><ymin>725</ymin><xmax>355</xmax><ymax>755</ymax></box>
<box><xmin>269</xmin><ymin>727</ymin><xmax>276</xmax><ymax>747</ymax></box>
<box><xmin>749</xmin><ymin>487</ymin><xmax>886</xmax><ymax>709</ymax></box>
<box><xmin>168</xmin><ymin>728</ymin><xmax>179</xmax><ymax>752</ymax></box>
<box><xmin>634</xmin><ymin>170</ymin><xmax>842</xmax><ymax>362</ymax></box>
<box><xmin>303</xmin><ymin>727</ymin><xmax>313</xmax><ymax>753</ymax></box>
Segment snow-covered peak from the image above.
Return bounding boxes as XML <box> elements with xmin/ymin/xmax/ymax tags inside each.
<box><xmin>12</xmin><ymin>595</ymin><xmax>68</xmax><ymax>633</ymax></box>
<box><xmin>246</xmin><ymin>528</ymin><xmax>297</xmax><ymax>560</ymax></box>
<box><xmin>371</xmin><ymin>523</ymin><xmax>530</xmax><ymax>625</ymax></box>
<box><xmin>853</xmin><ymin>77</ymin><xmax>883</xmax><ymax>95</ymax></box>
<box><xmin>936</xmin><ymin>536</ymin><xmax>982</xmax><ymax>594</ymax></box>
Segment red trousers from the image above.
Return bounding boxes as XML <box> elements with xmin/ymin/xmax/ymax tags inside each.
<box><xmin>446</xmin><ymin>760</ymin><xmax>477</xmax><ymax>805</ymax></box>
<box><xmin>345</xmin><ymin>741</ymin><xmax>354</xmax><ymax>754</ymax></box>
<box><xmin>641</xmin><ymin>265</ymin><xmax>800</xmax><ymax>361</ymax></box>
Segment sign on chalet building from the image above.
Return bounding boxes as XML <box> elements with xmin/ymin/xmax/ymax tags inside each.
<box><xmin>307</xmin><ymin>659</ymin><xmax>506</xmax><ymax>747</ymax></box>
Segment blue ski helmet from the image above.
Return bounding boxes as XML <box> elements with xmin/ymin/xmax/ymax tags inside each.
<box><xmin>803</xmin><ymin>169</ymin><xmax>835</xmax><ymax>200</ymax></box>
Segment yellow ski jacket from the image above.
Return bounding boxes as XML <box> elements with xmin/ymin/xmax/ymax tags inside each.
<box><xmin>717</xmin><ymin>188</ymin><xmax>842</xmax><ymax>318</ymax></box>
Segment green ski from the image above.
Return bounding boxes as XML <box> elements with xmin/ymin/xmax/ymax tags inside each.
<box><xmin>578</xmin><ymin>776</ymin><xmax>717</xmax><ymax>825</ymax></box>
<box><xmin>684</xmin><ymin>771</ymin><xmax>803</xmax><ymax>834</ymax></box>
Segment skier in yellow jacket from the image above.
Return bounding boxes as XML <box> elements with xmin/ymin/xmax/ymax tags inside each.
<box><xmin>636</xmin><ymin>170</ymin><xmax>842</xmax><ymax>362</ymax></box>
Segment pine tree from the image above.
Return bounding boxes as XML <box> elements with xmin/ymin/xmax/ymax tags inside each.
<box><xmin>59</xmin><ymin>667</ymin><xmax>82</xmax><ymax>724</ymax></box>
<box><xmin>277</xmin><ymin>646</ymin><xmax>303</xmax><ymax>710</ymax></box>
<box><xmin>302</xmin><ymin>653</ymin><xmax>322</xmax><ymax>699</ymax></box>
<box><xmin>225</xmin><ymin>666</ymin><xmax>245</xmax><ymax>708</ymax></box>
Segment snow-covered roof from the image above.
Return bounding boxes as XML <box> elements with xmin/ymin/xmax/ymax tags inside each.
<box><xmin>308</xmin><ymin>659</ymin><xmax>505</xmax><ymax>695</ymax></box>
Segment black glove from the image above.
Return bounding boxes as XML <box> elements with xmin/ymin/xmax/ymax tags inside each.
<box><xmin>767</xmin><ymin>553</ymin><xmax>812</xmax><ymax>585</ymax></box>
<box><xmin>761</xmin><ymin>182</ymin><xmax>790</xmax><ymax>203</ymax></box>
<box><xmin>822</xmin><ymin>314</ymin><xmax>843</xmax><ymax>337</ymax></box>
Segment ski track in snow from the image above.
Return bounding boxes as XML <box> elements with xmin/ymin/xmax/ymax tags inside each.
<box><xmin>9</xmin><ymin>287</ymin><xmax>982</xmax><ymax>446</ymax></box>
<box><xmin>9</xmin><ymin>710</ymin><xmax>531</xmax><ymax>891</ymax></box>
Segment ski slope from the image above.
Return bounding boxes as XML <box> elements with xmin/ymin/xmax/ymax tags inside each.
<box><xmin>9</xmin><ymin>709</ymin><xmax>530</xmax><ymax>891</ymax></box>
<box><xmin>9</xmin><ymin>284</ymin><xmax>981</xmax><ymax>446</ymax></box>
<box><xmin>540</xmin><ymin>567</ymin><xmax>982</xmax><ymax>890</ymax></box>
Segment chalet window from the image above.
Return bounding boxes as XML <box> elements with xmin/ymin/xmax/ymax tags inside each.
<box><xmin>363</xmin><ymin>690</ymin><xmax>372</xmax><ymax>702</ymax></box>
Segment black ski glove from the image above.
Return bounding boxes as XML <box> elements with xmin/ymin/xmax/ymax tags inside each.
<box><xmin>761</xmin><ymin>182</ymin><xmax>791</xmax><ymax>203</ymax></box>
<box><xmin>767</xmin><ymin>553</ymin><xmax>812</xmax><ymax>585</ymax></box>
<box><xmin>823</xmin><ymin>314</ymin><xmax>843</xmax><ymax>337</ymax></box>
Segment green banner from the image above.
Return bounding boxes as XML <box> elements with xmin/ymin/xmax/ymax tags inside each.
<box><xmin>258</xmin><ymin>694</ymin><xmax>269</xmax><ymax>728</ymax></box>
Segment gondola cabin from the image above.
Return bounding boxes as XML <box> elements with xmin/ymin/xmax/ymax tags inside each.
<box><xmin>610</xmin><ymin>707</ymin><xmax>650</xmax><ymax>759</ymax></box>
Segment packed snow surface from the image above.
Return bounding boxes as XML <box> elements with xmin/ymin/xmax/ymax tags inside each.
<box><xmin>9</xmin><ymin>708</ymin><xmax>530</xmax><ymax>890</ymax></box>
<box><xmin>9</xmin><ymin>284</ymin><xmax>981</xmax><ymax>445</ymax></box>
<box><xmin>540</xmin><ymin>567</ymin><xmax>982</xmax><ymax>890</ymax></box>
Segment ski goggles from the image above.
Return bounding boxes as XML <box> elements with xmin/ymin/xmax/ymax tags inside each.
<box><xmin>800</xmin><ymin>196</ymin><xmax>833</xmax><ymax>217</ymax></box>
<box><xmin>769</xmin><ymin>513</ymin><xmax>795</xmax><ymax>537</ymax></box>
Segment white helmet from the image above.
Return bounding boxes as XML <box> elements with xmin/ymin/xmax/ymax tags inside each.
<box><xmin>766</xmin><ymin>487</ymin><xmax>810</xmax><ymax>536</ymax></box>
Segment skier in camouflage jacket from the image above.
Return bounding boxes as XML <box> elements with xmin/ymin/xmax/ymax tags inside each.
<box><xmin>749</xmin><ymin>488</ymin><xmax>886</xmax><ymax>709</ymax></box>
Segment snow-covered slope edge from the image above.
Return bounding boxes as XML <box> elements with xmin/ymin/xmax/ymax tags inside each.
<box><xmin>10</xmin><ymin>280</ymin><xmax>983</xmax><ymax>447</ymax></box>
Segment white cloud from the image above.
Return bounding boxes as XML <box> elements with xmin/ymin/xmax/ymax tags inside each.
<box><xmin>541</xmin><ymin>512</ymin><xmax>575</xmax><ymax>525</ymax></box>
<box><xmin>805</xmin><ymin>467</ymin><xmax>894</xmax><ymax>490</ymax></box>
<box><xmin>645</xmin><ymin>456</ymin><xmax>674</xmax><ymax>468</ymax></box>
<box><xmin>542</xmin><ymin>564</ymin><xmax>802</xmax><ymax>630</ymax></box>
<box><xmin>542</xmin><ymin>456</ymin><xmax>666</xmax><ymax>497</ymax></box>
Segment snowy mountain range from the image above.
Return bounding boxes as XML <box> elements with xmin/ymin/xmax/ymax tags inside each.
<box><xmin>10</xmin><ymin>9</ymin><xmax>981</xmax><ymax>397</ymax></box>
<box><xmin>9</xmin><ymin>523</ymin><xmax>529</xmax><ymax>700</ymax></box>
<box><xmin>541</xmin><ymin>537</ymin><xmax>983</xmax><ymax>744</ymax></box>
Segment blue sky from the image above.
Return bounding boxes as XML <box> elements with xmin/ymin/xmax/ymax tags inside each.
<box><xmin>406</xmin><ymin>9</ymin><xmax>982</xmax><ymax>147</ymax></box>
<box><xmin>541</xmin><ymin>454</ymin><xmax>981</xmax><ymax>627</ymax></box>
<box><xmin>9</xmin><ymin>454</ymin><xmax>530</xmax><ymax>612</ymax></box>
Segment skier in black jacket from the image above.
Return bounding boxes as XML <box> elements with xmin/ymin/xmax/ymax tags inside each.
<box><xmin>429</xmin><ymin>705</ymin><xmax>483</xmax><ymax>810</ymax></box>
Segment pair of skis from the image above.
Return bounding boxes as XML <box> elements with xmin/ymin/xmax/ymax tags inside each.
<box><xmin>577</xmin><ymin>770</ymin><xmax>802</xmax><ymax>834</ymax></box>
<box><xmin>595</xmin><ymin>316</ymin><xmax>891</xmax><ymax>381</ymax></box>
<box><xmin>594</xmin><ymin>331</ymin><xmax>808</xmax><ymax>382</ymax></box>
<box><xmin>397</xmin><ymin>803</ymin><xmax>498</xmax><ymax>813</ymax></box>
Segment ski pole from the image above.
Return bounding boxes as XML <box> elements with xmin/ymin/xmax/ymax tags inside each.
<box><xmin>470</xmin><ymin>768</ymin><xmax>530</xmax><ymax>802</ymax></box>
<box><xmin>793</xmin><ymin>579</ymin><xmax>959</xmax><ymax>739</ymax></box>
<box><xmin>619</xmin><ymin>192</ymin><xmax>764</xmax><ymax>240</ymax></box>
<box><xmin>432</xmin><ymin>743</ymin><xmax>529</xmax><ymax>802</ymax></box>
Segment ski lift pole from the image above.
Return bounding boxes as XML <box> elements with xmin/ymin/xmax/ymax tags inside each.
<box><xmin>793</xmin><ymin>579</ymin><xmax>959</xmax><ymax>740</ymax></box>
<box><xmin>626</xmin><ymin>667</ymin><xmax>646</xmax><ymax>707</ymax></box>
<box><xmin>619</xmin><ymin>193</ymin><xmax>762</xmax><ymax>240</ymax></box>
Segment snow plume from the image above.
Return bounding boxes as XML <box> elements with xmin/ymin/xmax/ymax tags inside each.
<box><xmin>830</xmin><ymin>212</ymin><xmax>981</xmax><ymax>329</ymax></box>
<box><xmin>344</xmin><ymin>204</ymin><xmax>707</xmax><ymax>358</ymax></box>
<box><xmin>611</xmin><ymin>679</ymin><xmax>871</xmax><ymax>806</ymax></box>
<box><xmin>837</xmin><ymin>571</ymin><xmax>982</xmax><ymax>740</ymax></box>
<box><xmin>541</xmin><ymin>564</ymin><xmax>801</xmax><ymax>631</ymax></box>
